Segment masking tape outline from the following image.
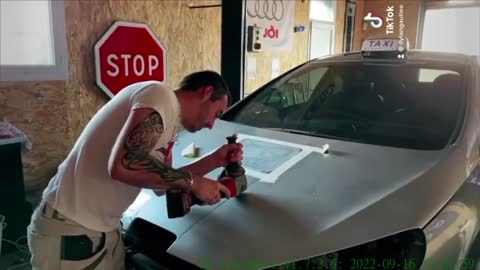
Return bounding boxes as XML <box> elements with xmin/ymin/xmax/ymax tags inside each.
<box><xmin>236</xmin><ymin>133</ymin><xmax>328</xmax><ymax>183</ymax></box>
<box><xmin>181</xmin><ymin>133</ymin><xmax>329</xmax><ymax>184</ymax></box>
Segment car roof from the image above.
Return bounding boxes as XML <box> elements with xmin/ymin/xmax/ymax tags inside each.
<box><xmin>313</xmin><ymin>50</ymin><xmax>472</xmax><ymax>65</ymax></box>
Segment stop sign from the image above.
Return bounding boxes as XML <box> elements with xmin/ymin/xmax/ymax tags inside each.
<box><xmin>94</xmin><ymin>21</ymin><xmax>167</xmax><ymax>98</ymax></box>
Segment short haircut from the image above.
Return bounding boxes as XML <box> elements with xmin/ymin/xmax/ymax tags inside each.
<box><xmin>178</xmin><ymin>70</ymin><xmax>231</xmax><ymax>104</ymax></box>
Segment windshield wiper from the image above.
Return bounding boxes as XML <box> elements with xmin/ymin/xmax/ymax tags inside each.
<box><xmin>266</xmin><ymin>128</ymin><xmax>339</xmax><ymax>139</ymax></box>
<box><xmin>266</xmin><ymin>127</ymin><xmax>313</xmax><ymax>135</ymax></box>
<box><xmin>266</xmin><ymin>127</ymin><xmax>367</xmax><ymax>143</ymax></box>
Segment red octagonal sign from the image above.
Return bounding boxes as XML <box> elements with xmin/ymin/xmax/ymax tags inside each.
<box><xmin>94</xmin><ymin>21</ymin><xmax>167</xmax><ymax>98</ymax></box>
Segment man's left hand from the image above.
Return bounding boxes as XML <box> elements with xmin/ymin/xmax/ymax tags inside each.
<box><xmin>210</xmin><ymin>143</ymin><xmax>243</xmax><ymax>168</ymax></box>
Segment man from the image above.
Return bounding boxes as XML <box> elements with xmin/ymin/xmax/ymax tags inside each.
<box><xmin>27</xmin><ymin>70</ymin><xmax>243</xmax><ymax>270</ymax></box>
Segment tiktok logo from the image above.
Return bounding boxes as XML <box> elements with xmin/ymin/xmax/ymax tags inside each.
<box><xmin>364</xmin><ymin>12</ymin><xmax>383</xmax><ymax>29</ymax></box>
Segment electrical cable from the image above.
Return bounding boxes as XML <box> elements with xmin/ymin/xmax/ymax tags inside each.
<box><xmin>1</xmin><ymin>214</ymin><xmax>31</xmax><ymax>269</ymax></box>
<box><xmin>2</xmin><ymin>235</ymin><xmax>31</xmax><ymax>269</ymax></box>
<box><xmin>1</xmin><ymin>219</ymin><xmax>29</xmax><ymax>255</ymax></box>
<box><xmin>6</xmin><ymin>262</ymin><xmax>30</xmax><ymax>270</ymax></box>
<box><xmin>2</xmin><ymin>237</ymin><xmax>30</xmax><ymax>255</ymax></box>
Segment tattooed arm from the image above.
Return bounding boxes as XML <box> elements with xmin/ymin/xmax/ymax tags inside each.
<box><xmin>108</xmin><ymin>107</ymin><xmax>193</xmax><ymax>191</ymax></box>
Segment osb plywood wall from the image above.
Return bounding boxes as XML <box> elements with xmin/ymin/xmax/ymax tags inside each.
<box><xmin>0</xmin><ymin>0</ymin><xmax>221</xmax><ymax>191</ymax></box>
<box><xmin>245</xmin><ymin>0</ymin><xmax>310</xmax><ymax>95</ymax></box>
<box><xmin>0</xmin><ymin>81</ymin><xmax>71</xmax><ymax>190</ymax></box>
<box><xmin>353</xmin><ymin>0</ymin><xmax>420</xmax><ymax>51</ymax></box>
<box><xmin>66</xmin><ymin>0</ymin><xmax>222</xmax><ymax>140</ymax></box>
<box><xmin>335</xmin><ymin>0</ymin><xmax>347</xmax><ymax>54</ymax></box>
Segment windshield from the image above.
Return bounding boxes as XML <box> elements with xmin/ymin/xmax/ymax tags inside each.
<box><xmin>223</xmin><ymin>61</ymin><xmax>466</xmax><ymax>150</ymax></box>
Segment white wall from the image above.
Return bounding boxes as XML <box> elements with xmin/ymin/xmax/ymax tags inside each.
<box><xmin>421</xmin><ymin>7</ymin><xmax>480</xmax><ymax>56</ymax></box>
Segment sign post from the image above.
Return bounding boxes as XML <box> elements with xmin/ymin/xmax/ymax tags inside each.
<box><xmin>94</xmin><ymin>21</ymin><xmax>167</xmax><ymax>98</ymax></box>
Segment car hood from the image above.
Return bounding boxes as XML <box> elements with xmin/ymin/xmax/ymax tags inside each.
<box><xmin>129</xmin><ymin>120</ymin><xmax>467</xmax><ymax>270</ymax></box>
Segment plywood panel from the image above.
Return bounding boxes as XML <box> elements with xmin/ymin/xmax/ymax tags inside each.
<box><xmin>200</xmin><ymin>1</ymin><xmax>222</xmax><ymax>71</ymax></box>
<box><xmin>0</xmin><ymin>0</ymin><xmax>222</xmax><ymax>191</ymax></box>
<box><xmin>245</xmin><ymin>0</ymin><xmax>310</xmax><ymax>94</ymax></box>
<box><xmin>335</xmin><ymin>0</ymin><xmax>347</xmax><ymax>53</ymax></box>
<box><xmin>0</xmin><ymin>81</ymin><xmax>70</xmax><ymax>191</ymax></box>
<box><xmin>353</xmin><ymin>0</ymin><xmax>420</xmax><ymax>51</ymax></box>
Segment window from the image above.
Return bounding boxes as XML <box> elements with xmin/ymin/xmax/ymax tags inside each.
<box><xmin>309</xmin><ymin>21</ymin><xmax>335</xmax><ymax>59</ymax></box>
<box><xmin>419</xmin><ymin>68</ymin><xmax>458</xmax><ymax>82</ymax></box>
<box><xmin>309</xmin><ymin>0</ymin><xmax>336</xmax><ymax>59</ymax></box>
<box><xmin>309</xmin><ymin>0</ymin><xmax>335</xmax><ymax>22</ymax></box>
<box><xmin>420</xmin><ymin>7</ymin><xmax>480</xmax><ymax>56</ymax></box>
<box><xmin>0</xmin><ymin>0</ymin><xmax>68</xmax><ymax>81</ymax></box>
<box><xmin>224</xmin><ymin>62</ymin><xmax>466</xmax><ymax>150</ymax></box>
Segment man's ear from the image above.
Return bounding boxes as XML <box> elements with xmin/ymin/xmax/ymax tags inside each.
<box><xmin>199</xmin><ymin>85</ymin><xmax>214</xmax><ymax>102</ymax></box>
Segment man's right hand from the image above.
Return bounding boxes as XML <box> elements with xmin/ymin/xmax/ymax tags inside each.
<box><xmin>190</xmin><ymin>176</ymin><xmax>231</xmax><ymax>205</ymax></box>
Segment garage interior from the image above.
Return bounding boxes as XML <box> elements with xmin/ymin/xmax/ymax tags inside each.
<box><xmin>0</xmin><ymin>0</ymin><xmax>479</xmax><ymax>269</ymax></box>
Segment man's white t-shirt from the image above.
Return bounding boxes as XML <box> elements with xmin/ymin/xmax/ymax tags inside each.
<box><xmin>42</xmin><ymin>81</ymin><xmax>180</xmax><ymax>232</ymax></box>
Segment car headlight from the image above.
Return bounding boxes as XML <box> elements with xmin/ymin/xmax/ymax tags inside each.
<box><xmin>263</xmin><ymin>229</ymin><xmax>426</xmax><ymax>270</ymax></box>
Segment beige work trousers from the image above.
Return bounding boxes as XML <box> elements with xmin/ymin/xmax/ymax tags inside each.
<box><xmin>27</xmin><ymin>200</ymin><xmax>126</xmax><ymax>270</ymax></box>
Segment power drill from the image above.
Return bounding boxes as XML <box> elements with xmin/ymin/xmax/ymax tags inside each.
<box><xmin>217</xmin><ymin>134</ymin><xmax>247</xmax><ymax>193</ymax></box>
<box><xmin>165</xmin><ymin>134</ymin><xmax>247</xmax><ymax>219</ymax></box>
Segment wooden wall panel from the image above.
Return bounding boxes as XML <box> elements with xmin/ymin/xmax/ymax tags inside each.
<box><xmin>335</xmin><ymin>0</ymin><xmax>347</xmax><ymax>53</ymax></box>
<box><xmin>0</xmin><ymin>0</ymin><xmax>222</xmax><ymax>191</ymax></box>
<box><xmin>0</xmin><ymin>81</ymin><xmax>70</xmax><ymax>191</ymax></box>
<box><xmin>353</xmin><ymin>0</ymin><xmax>420</xmax><ymax>51</ymax></box>
<box><xmin>198</xmin><ymin>1</ymin><xmax>222</xmax><ymax>71</ymax></box>
<box><xmin>245</xmin><ymin>0</ymin><xmax>310</xmax><ymax>94</ymax></box>
<box><xmin>65</xmin><ymin>0</ymin><xmax>110</xmax><ymax>145</ymax></box>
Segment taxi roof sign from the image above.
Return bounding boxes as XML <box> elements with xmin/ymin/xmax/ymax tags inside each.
<box><xmin>361</xmin><ymin>37</ymin><xmax>409</xmax><ymax>58</ymax></box>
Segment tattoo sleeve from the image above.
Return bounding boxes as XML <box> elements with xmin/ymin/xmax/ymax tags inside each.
<box><xmin>122</xmin><ymin>111</ymin><xmax>191</xmax><ymax>182</ymax></box>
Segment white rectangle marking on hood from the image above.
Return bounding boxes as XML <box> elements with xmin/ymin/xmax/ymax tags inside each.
<box><xmin>236</xmin><ymin>133</ymin><xmax>329</xmax><ymax>183</ymax></box>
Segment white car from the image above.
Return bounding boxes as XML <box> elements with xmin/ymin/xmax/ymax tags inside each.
<box><xmin>123</xmin><ymin>37</ymin><xmax>480</xmax><ymax>270</ymax></box>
